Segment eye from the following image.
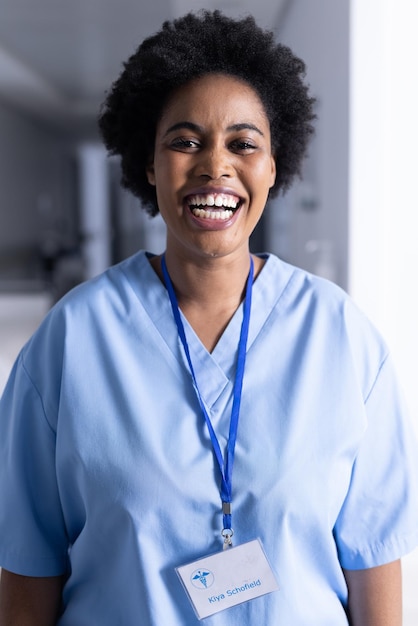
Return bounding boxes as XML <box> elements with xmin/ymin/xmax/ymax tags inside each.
<box><xmin>229</xmin><ymin>138</ymin><xmax>258</xmax><ymax>153</ymax></box>
<box><xmin>169</xmin><ymin>137</ymin><xmax>200</xmax><ymax>151</ymax></box>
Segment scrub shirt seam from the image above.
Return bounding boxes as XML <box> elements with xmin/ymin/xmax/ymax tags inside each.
<box><xmin>118</xmin><ymin>258</ymin><xmax>191</xmax><ymax>379</ymax></box>
<box><xmin>19</xmin><ymin>352</ymin><xmax>57</xmax><ymax>435</ymax></box>
<box><xmin>273</xmin><ymin>266</ymin><xmax>300</xmax><ymax>310</ymax></box>
<box><xmin>0</xmin><ymin>544</ymin><xmax>68</xmax><ymax>572</ymax></box>
<box><xmin>363</xmin><ymin>352</ymin><xmax>389</xmax><ymax>406</ymax></box>
<box><xmin>119</xmin><ymin>255</ymin><xmax>181</xmax><ymax>346</ymax></box>
<box><xmin>342</xmin><ymin>526</ymin><xmax>418</xmax><ymax>567</ymax></box>
<box><xmin>247</xmin><ymin>266</ymin><xmax>298</xmax><ymax>351</ymax></box>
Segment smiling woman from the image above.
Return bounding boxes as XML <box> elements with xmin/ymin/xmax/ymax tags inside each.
<box><xmin>0</xmin><ymin>9</ymin><xmax>417</xmax><ymax>626</ymax></box>
<box><xmin>145</xmin><ymin>74</ymin><xmax>276</xmax><ymax>263</ymax></box>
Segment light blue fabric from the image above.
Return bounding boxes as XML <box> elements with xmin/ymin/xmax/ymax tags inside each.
<box><xmin>1</xmin><ymin>251</ymin><xmax>417</xmax><ymax>625</ymax></box>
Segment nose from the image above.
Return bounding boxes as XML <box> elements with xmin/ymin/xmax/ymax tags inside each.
<box><xmin>194</xmin><ymin>144</ymin><xmax>234</xmax><ymax>180</ymax></box>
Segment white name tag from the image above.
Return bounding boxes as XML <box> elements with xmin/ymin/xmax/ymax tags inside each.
<box><xmin>176</xmin><ymin>539</ymin><xmax>279</xmax><ymax>620</ymax></box>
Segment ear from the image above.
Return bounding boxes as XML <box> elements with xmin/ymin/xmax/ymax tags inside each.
<box><xmin>146</xmin><ymin>160</ymin><xmax>156</xmax><ymax>186</ymax></box>
<box><xmin>269</xmin><ymin>154</ymin><xmax>277</xmax><ymax>189</ymax></box>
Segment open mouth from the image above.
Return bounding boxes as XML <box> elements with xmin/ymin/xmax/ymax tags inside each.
<box><xmin>186</xmin><ymin>193</ymin><xmax>242</xmax><ymax>221</ymax></box>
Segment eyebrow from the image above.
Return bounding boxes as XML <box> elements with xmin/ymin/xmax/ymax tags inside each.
<box><xmin>163</xmin><ymin>121</ymin><xmax>265</xmax><ymax>137</ymax></box>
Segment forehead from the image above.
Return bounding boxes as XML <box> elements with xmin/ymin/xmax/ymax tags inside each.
<box><xmin>158</xmin><ymin>73</ymin><xmax>270</xmax><ymax>130</ymax></box>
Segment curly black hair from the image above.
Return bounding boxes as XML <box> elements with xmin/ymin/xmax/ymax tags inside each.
<box><xmin>98</xmin><ymin>10</ymin><xmax>316</xmax><ymax>216</ymax></box>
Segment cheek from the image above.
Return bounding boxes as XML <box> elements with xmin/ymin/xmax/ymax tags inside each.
<box><xmin>250</xmin><ymin>158</ymin><xmax>276</xmax><ymax>193</ymax></box>
<box><xmin>156</xmin><ymin>156</ymin><xmax>186</xmax><ymax>186</ymax></box>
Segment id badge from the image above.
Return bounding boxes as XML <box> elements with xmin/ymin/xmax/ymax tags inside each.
<box><xmin>176</xmin><ymin>539</ymin><xmax>279</xmax><ymax>620</ymax></box>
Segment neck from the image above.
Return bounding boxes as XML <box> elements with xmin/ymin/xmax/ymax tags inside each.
<box><xmin>155</xmin><ymin>248</ymin><xmax>259</xmax><ymax>304</ymax></box>
<box><xmin>150</xmin><ymin>249</ymin><xmax>264</xmax><ymax>352</ymax></box>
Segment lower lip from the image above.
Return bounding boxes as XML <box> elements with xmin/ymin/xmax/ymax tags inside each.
<box><xmin>186</xmin><ymin>207</ymin><xmax>241</xmax><ymax>230</ymax></box>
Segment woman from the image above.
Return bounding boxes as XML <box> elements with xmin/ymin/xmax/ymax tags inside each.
<box><xmin>0</xmin><ymin>10</ymin><xmax>417</xmax><ymax>625</ymax></box>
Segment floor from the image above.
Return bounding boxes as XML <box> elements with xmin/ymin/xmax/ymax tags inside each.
<box><xmin>1</xmin><ymin>292</ymin><xmax>418</xmax><ymax>622</ymax></box>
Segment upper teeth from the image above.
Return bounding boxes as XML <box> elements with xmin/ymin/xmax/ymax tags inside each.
<box><xmin>187</xmin><ymin>194</ymin><xmax>239</xmax><ymax>209</ymax></box>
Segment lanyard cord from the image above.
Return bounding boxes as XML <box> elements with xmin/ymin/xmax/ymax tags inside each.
<box><xmin>161</xmin><ymin>254</ymin><xmax>254</xmax><ymax>537</ymax></box>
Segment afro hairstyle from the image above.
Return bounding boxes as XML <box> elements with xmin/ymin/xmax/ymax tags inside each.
<box><xmin>98</xmin><ymin>9</ymin><xmax>316</xmax><ymax>216</ymax></box>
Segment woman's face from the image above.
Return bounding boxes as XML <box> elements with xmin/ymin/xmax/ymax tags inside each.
<box><xmin>146</xmin><ymin>73</ymin><xmax>276</xmax><ymax>262</ymax></box>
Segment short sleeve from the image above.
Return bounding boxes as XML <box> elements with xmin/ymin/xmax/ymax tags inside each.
<box><xmin>334</xmin><ymin>353</ymin><xmax>418</xmax><ymax>569</ymax></box>
<box><xmin>0</xmin><ymin>354</ymin><xmax>69</xmax><ymax>576</ymax></box>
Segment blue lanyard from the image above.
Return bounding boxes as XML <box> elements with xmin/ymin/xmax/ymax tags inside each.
<box><xmin>161</xmin><ymin>255</ymin><xmax>254</xmax><ymax>544</ymax></box>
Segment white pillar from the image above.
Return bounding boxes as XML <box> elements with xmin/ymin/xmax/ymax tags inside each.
<box><xmin>349</xmin><ymin>6</ymin><xmax>418</xmax><ymax>618</ymax></box>
<box><xmin>349</xmin><ymin>0</ymin><xmax>418</xmax><ymax>427</ymax></box>
<box><xmin>78</xmin><ymin>143</ymin><xmax>111</xmax><ymax>279</ymax></box>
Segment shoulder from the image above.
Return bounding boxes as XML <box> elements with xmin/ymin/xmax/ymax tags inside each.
<box><xmin>265</xmin><ymin>253</ymin><xmax>365</xmax><ymax>316</ymax></box>
<box><xmin>34</xmin><ymin>251</ymin><xmax>152</xmax><ymax>326</ymax></box>
<box><xmin>20</xmin><ymin>251</ymin><xmax>152</xmax><ymax>368</ymax></box>
<box><xmin>267</xmin><ymin>253</ymin><xmax>385</xmax><ymax>335</ymax></box>
<box><xmin>264</xmin><ymin>253</ymin><xmax>389</xmax><ymax>390</ymax></box>
<box><xmin>53</xmin><ymin>250</ymin><xmax>151</xmax><ymax>314</ymax></box>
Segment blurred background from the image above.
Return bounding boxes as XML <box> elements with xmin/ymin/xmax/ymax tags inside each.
<box><xmin>0</xmin><ymin>0</ymin><xmax>417</xmax><ymax>620</ymax></box>
<box><xmin>0</xmin><ymin>0</ymin><xmax>351</xmax><ymax>295</ymax></box>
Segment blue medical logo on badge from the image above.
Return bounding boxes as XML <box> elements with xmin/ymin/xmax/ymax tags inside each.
<box><xmin>190</xmin><ymin>568</ymin><xmax>215</xmax><ymax>589</ymax></box>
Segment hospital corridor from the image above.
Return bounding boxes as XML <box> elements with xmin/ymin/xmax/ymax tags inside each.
<box><xmin>1</xmin><ymin>0</ymin><xmax>418</xmax><ymax>622</ymax></box>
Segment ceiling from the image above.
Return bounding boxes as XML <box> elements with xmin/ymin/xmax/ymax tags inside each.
<box><xmin>0</xmin><ymin>0</ymin><xmax>289</xmax><ymax>137</ymax></box>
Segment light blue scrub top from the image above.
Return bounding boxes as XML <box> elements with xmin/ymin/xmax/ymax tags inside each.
<box><xmin>0</xmin><ymin>251</ymin><xmax>417</xmax><ymax>625</ymax></box>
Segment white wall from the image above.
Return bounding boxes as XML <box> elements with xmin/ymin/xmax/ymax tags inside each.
<box><xmin>350</xmin><ymin>2</ymin><xmax>418</xmax><ymax>622</ymax></box>
<box><xmin>349</xmin><ymin>0</ymin><xmax>418</xmax><ymax>433</ymax></box>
